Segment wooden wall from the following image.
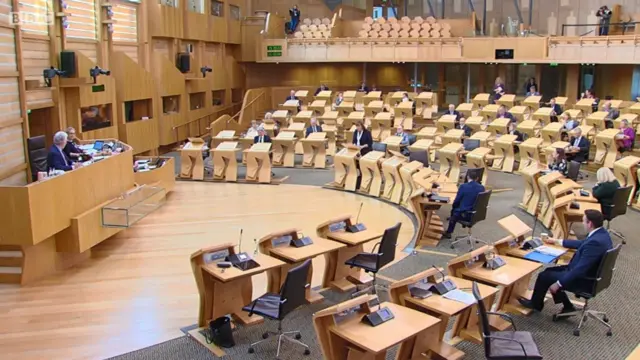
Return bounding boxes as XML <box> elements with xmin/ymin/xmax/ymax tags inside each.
<box><xmin>249</xmin><ymin>0</ymin><xmax>334</xmax><ymax>19</ymax></box>
<box><xmin>594</xmin><ymin>64</ymin><xmax>634</xmax><ymax>100</ymax></box>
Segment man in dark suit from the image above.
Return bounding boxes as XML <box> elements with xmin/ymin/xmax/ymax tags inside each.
<box><xmin>497</xmin><ymin>105</ymin><xmax>516</xmax><ymax>124</ymax></box>
<box><xmin>567</xmin><ymin>127</ymin><xmax>590</xmax><ymax>163</ymax></box>
<box><xmin>442</xmin><ymin>171</ymin><xmax>485</xmax><ymax>239</ymax></box>
<box><xmin>253</xmin><ymin>127</ymin><xmax>271</xmax><ymax>144</ymax></box>
<box><xmin>314</xmin><ymin>84</ymin><xmax>328</xmax><ymax>96</ymax></box>
<box><xmin>285</xmin><ymin>90</ymin><xmax>300</xmax><ymax>111</ymax></box>
<box><xmin>549</xmin><ymin>98</ymin><xmax>563</xmax><ymax>117</ymax></box>
<box><xmin>352</xmin><ymin>121</ymin><xmax>372</xmax><ymax>156</ymax></box>
<box><xmin>519</xmin><ymin>210</ymin><xmax>612</xmax><ymax>314</ymax></box>
<box><xmin>357</xmin><ymin>82</ymin><xmax>369</xmax><ymax>93</ymax></box>
<box><xmin>305</xmin><ymin>118</ymin><xmax>323</xmax><ymax>138</ymax></box>
<box><xmin>47</xmin><ymin>131</ymin><xmax>75</xmax><ymax>172</ymax></box>
<box><xmin>458</xmin><ymin>117</ymin><xmax>472</xmax><ymax>137</ymax></box>
<box><xmin>445</xmin><ymin>104</ymin><xmax>461</xmax><ymax>121</ymax></box>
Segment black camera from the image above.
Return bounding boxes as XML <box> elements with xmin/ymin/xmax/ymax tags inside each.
<box><xmin>43</xmin><ymin>67</ymin><xmax>65</xmax><ymax>87</ymax></box>
<box><xmin>89</xmin><ymin>66</ymin><xmax>111</xmax><ymax>83</ymax></box>
<box><xmin>200</xmin><ymin>66</ymin><xmax>212</xmax><ymax>78</ymax></box>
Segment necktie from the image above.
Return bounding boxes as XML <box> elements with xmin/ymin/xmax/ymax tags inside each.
<box><xmin>260</xmin><ymin>136</ymin><xmax>263</xmax><ymax>143</ymax></box>
<box><xmin>313</xmin><ymin>126</ymin><xmax>316</xmax><ymax>132</ymax></box>
<box><xmin>59</xmin><ymin>147</ymin><xmax>68</xmax><ymax>166</ymax></box>
<box><xmin>574</xmin><ymin>137</ymin><xmax>580</xmax><ymax>147</ymax></box>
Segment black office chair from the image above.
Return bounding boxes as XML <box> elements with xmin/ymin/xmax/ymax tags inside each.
<box><xmin>566</xmin><ymin>160</ymin><xmax>581</xmax><ymax>181</ymax></box>
<box><xmin>27</xmin><ymin>135</ymin><xmax>48</xmax><ymax>181</ymax></box>
<box><xmin>243</xmin><ymin>259</ymin><xmax>312</xmax><ymax>357</ymax></box>
<box><xmin>463</xmin><ymin>139</ymin><xmax>480</xmax><ymax>152</ymax></box>
<box><xmin>345</xmin><ymin>222</ymin><xmax>401</xmax><ymax>297</ymax></box>
<box><xmin>407</xmin><ymin>134</ymin><xmax>417</xmax><ymax>145</ymax></box>
<box><xmin>472</xmin><ymin>282</ymin><xmax>543</xmax><ymax>359</ymax></box>
<box><xmin>552</xmin><ymin>245</ymin><xmax>622</xmax><ymax>337</ymax></box>
<box><xmin>450</xmin><ymin>190</ymin><xmax>492</xmax><ymax>250</ymax></box>
<box><xmin>409</xmin><ymin>149</ymin><xmax>429</xmax><ymax>167</ymax></box>
<box><xmin>602</xmin><ymin>186</ymin><xmax>633</xmax><ymax>244</ymax></box>
<box><xmin>372</xmin><ymin>142</ymin><xmax>387</xmax><ymax>153</ymax></box>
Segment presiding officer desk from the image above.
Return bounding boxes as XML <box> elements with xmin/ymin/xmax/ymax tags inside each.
<box><xmin>0</xmin><ymin>140</ymin><xmax>173</xmax><ymax>284</ymax></box>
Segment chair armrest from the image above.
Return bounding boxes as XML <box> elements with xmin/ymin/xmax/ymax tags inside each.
<box><xmin>486</xmin><ymin>311</ymin><xmax>517</xmax><ymax>330</ymax></box>
<box><xmin>484</xmin><ymin>334</ymin><xmax>528</xmax><ymax>357</ymax></box>
<box><xmin>248</xmin><ymin>296</ymin><xmax>286</xmax><ymax>316</ymax></box>
<box><xmin>371</xmin><ymin>241</ymin><xmax>381</xmax><ymax>254</ymax></box>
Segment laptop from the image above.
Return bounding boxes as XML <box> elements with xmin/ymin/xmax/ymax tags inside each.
<box><xmin>93</xmin><ymin>140</ymin><xmax>104</xmax><ymax>151</ymax></box>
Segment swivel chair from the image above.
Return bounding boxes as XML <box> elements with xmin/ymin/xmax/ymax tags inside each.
<box><xmin>243</xmin><ymin>259</ymin><xmax>312</xmax><ymax>357</ymax></box>
<box><xmin>473</xmin><ymin>281</ymin><xmax>543</xmax><ymax>359</ymax></box>
<box><xmin>409</xmin><ymin>149</ymin><xmax>429</xmax><ymax>167</ymax></box>
<box><xmin>450</xmin><ymin>190</ymin><xmax>492</xmax><ymax>250</ymax></box>
<box><xmin>602</xmin><ymin>186</ymin><xmax>633</xmax><ymax>244</ymax></box>
<box><xmin>372</xmin><ymin>142</ymin><xmax>387</xmax><ymax>153</ymax></box>
<box><xmin>566</xmin><ymin>160</ymin><xmax>581</xmax><ymax>182</ymax></box>
<box><xmin>27</xmin><ymin>135</ymin><xmax>47</xmax><ymax>181</ymax></box>
<box><xmin>552</xmin><ymin>245</ymin><xmax>621</xmax><ymax>337</ymax></box>
<box><xmin>345</xmin><ymin>222</ymin><xmax>401</xmax><ymax>297</ymax></box>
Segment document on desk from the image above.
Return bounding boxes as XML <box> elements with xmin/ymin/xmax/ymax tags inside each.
<box><xmin>534</xmin><ymin>246</ymin><xmax>567</xmax><ymax>257</ymax></box>
<box><xmin>443</xmin><ymin>289</ymin><xmax>477</xmax><ymax>305</ymax></box>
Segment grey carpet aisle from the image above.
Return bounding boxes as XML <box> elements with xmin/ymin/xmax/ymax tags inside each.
<box><xmin>112</xmin><ymin>155</ymin><xmax>640</xmax><ymax>360</ymax></box>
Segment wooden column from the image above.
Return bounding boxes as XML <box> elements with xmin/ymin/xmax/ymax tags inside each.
<box><xmin>565</xmin><ymin>64</ymin><xmax>579</xmax><ymax>102</ymax></box>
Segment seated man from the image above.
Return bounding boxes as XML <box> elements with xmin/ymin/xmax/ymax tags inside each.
<box><xmin>549</xmin><ymin>98</ymin><xmax>563</xmax><ymax>117</ymax></box>
<box><xmin>357</xmin><ymin>82</ymin><xmax>369</xmax><ymax>93</ymax></box>
<box><xmin>567</xmin><ymin>127</ymin><xmax>590</xmax><ymax>163</ymax></box>
<box><xmin>253</xmin><ymin>126</ymin><xmax>271</xmax><ymax>144</ymax></box>
<box><xmin>445</xmin><ymin>104</ymin><xmax>461</xmax><ymax>121</ymax></box>
<box><xmin>285</xmin><ymin>90</ymin><xmax>300</xmax><ymax>111</ymax></box>
<box><xmin>305</xmin><ymin>117</ymin><xmax>323</xmax><ymax>137</ymax></box>
<box><xmin>442</xmin><ymin>172</ymin><xmax>485</xmax><ymax>239</ymax></box>
<box><xmin>458</xmin><ymin>117</ymin><xmax>472</xmax><ymax>137</ymax></box>
<box><xmin>497</xmin><ymin>105</ymin><xmax>516</xmax><ymax>124</ymax></box>
<box><xmin>47</xmin><ymin>131</ymin><xmax>76</xmax><ymax>172</ymax></box>
<box><xmin>518</xmin><ymin>210</ymin><xmax>613</xmax><ymax>314</ymax></box>
<box><xmin>602</xmin><ymin>101</ymin><xmax>619</xmax><ymax>128</ymax></box>
<box><xmin>246</xmin><ymin>120</ymin><xmax>260</xmax><ymax>138</ymax></box>
<box><xmin>314</xmin><ymin>84</ymin><xmax>328</xmax><ymax>96</ymax></box>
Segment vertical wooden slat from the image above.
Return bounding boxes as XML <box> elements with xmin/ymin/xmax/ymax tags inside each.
<box><xmin>11</xmin><ymin>0</ymin><xmax>31</xmax><ymax>181</ymax></box>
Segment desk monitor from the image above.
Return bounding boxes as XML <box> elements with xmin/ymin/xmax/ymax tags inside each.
<box><xmin>93</xmin><ymin>140</ymin><xmax>104</xmax><ymax>150</ymax></box>
<box><xmin>463</xmin><ymin>139</ymin><xmax>480</xmax><ymax>151</ymax></box>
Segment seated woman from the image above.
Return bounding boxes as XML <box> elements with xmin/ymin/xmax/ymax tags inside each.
<box><xmin>592</xmin><ymin>167</ymin><xmax>620</xmax><ymax>219</ymax></box>
<box><xmin>352</xmin><ymin>121</ymin><xmax>372</xmax><ymax>156</ymax></box>
<box><xmin>616</xmin><ymin>119</ymin><xmax>635</xmax><ymax>153</ymax></box>
<box><xmin>547</xmin><ymin>148</ymin><xmax>568</xmax><ymax>175</ymax></box>
<box><xmin>246</xmin><ymin>119</ymin><xmax>259</xmax><ymax>138</ymax></box>
<box><xmin>63</xmin><ymin>127</ymin><xmax>89</xmax><ymax>160</ymax></box>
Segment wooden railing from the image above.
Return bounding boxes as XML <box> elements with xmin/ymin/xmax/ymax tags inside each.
<box><xmin>171</xmin><ymin>103</ymin><xmax>241</xmax><ymax>144</ymax></box>
<box><xmin>204</xmin><ymin>89</ymin><xmax>271</xmax><ymax>139</ymax></box>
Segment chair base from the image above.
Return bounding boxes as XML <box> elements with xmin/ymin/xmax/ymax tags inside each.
<box><xmin>553</xmin><ymin>303</ymin><xmax>612</xmax><ymax>337</ymax></box>
<box><xmin>248</xmin><ymin>329</ymin><xmax>310</xmax><ymax>358</ymax></box>
<box><xmin>451</xmin><ymin>233</ymin><xmax>487</xmax><ymax>251</ymax></box>
<box><xmin>606</xmin><ymin>221</ymin><xmax>626</xmax><ymax>244</ymax></box>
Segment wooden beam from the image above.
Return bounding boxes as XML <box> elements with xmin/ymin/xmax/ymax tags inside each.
<box><xmin>0</xmin><ymin>163</ymin><xmax>27</xmax><ymax>182</ymax></box>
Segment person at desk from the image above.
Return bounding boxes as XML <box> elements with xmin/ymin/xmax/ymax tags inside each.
<box><xmin>357</xmin><ymin>82</ymin><xmax>369</xmax><ymax>93</ymax></box>
<box><xmin>401</xmin><ymin>92</ymin><xmax>410</xmax><ymax>103</ymax></box>
<box><xmin>508</xmin><ymin>122</ymin><xmax>524</xmax><ymax>142</ymax></box>
<box><xmin>580</xmin><ymin>89</ymin><xmax>600</xmax><ymax>113</ymax></box>
<box><xmin>442</xmin><ymin>171</ymin><xmax>485</xmax><ymax>239</ymax></box>
<box><xmin>616</xmin><ymin>119</ymin><xmax>635</xmax><ymax>152</ymax></box>
<box><xmin>63</xmin><ymin>127</ymin><xmax>88</xmax><ymax>160</ymax></box>
<box><xmin>549</xmin><ymin>98</ymin><xmax>563</xmax><ymax>121</ymax></box>
<box><xmin>48</xmin><ymin>131</ymin><xmax>77</xmax><ymax>172</ymax></box>
<box><xmin>523</xmin><ymin>77</ymin><xmax>537</xmax><ymax>95</ymax></box>
<box><xmin>526</xmin><ymin>85</ymin><xmax>541</xmax><ymax>97</ymax></box>
<box><xmin>458</xmin><ymin>117</ymin><xmax>472</xmax><ymax>137</ymax></box>
<box><xmin>370</xmin><ymin>84</ymin><xmax>379</xmax><ymax>92</ymax></box>
<box><xmin>254</xmin><ymin>126</ymin><xmax>271</xmax><ymax>144</ymax></box>
<box><xmin>567</xmin><ymin>127</ymin><xmax>590</xmax><ymax>163</ymax></box>
<box><xmin>593</xmin><ymin>167</ymin><xmax>620</xmax><ymax>219</ymax></box>
<box><xmin>497</xmin><ymin>105</ymin><xmax>516</xmax><ymax>124</ymax></box>
<box><xmin>548</xmin><ymin>147</ymin><xmax>568</xmax><ymax>175</ymax></box>
<box><xmin>562</xmin><ymin>113</ymin><xmax>579</xmax><ymax>130</ymax></box>
<box><xmin>602</xmin><ymin>101</ymin><xmax>619</xmax><ymax>129</ymax></box>
<box><xmin>446</xmin><ymin>104</ymin><xmax>461</xmax><ymax>121</ymax></box>
<box><xmin>519</xmin><ymin>210</ymin><xmax>613</xmax><ymax>314</ymax></box>
<box><xmin>286</xmin><ymin>89</ymin><xmax>299</xmax><ymax>101</ymax></box>
<box><xmin>334</xmin><ymin>92</ymin><xmax>344</xmax><ymax>107</ymax></box>
<box><xmin>493</xmin><ymin>77</ymin><xmax>505</xmax><ymax>103</ymax></box>
<box><xmin>305</xmin><ymin>117</ymin><xmax>323</xmax><ymax>137</ymax></box>
<box><xmin>352</xmin><ymin>121</ymin><xmax>372</xmax><ymax>156</ymax></box>
<box><xmin>314</xmin><ymin>84</ymin><xmax>328</xmax><ymax>96</ymax></box>
<box><xmin>395</xmin><ymin>124</ymin><xmax>410</xmax><ymax>156</ymax></box>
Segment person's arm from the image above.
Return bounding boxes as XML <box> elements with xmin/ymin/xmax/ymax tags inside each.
<box><xmin>452</xmin><ymin>187</ymin><xmax>464</xmax><ymax>209</ymax></box>
<box><xmin>578</xmin><ymin>138</ymin><xmax>589</xmax><ymax>153</ymax></box>
<box><xmin>52</xmin><ymin>152</ymin><xmax>73</xmax><ymax>171</ymax></box>
<box><xmin>365</xmin><ymin>131</ymin><xmax>373</xmax><ymax>148</ymax></box>
<box><xmin>559</xmin><ymin>241</ymin><xmax>605</xmax><ymax>287</ymax></box>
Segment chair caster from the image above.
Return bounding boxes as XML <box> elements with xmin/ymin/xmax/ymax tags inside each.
<box><xmin>248</xmin><ymin>347</ymin><xmax>255</xmax><ymax>354</ymax></box>
<box><xmin>304</xmin><ymin>349</ymin><xmax>311</xmax><ymax>355</ymax></box>
<box><xmin>552</xmin><ymin>314</ymin><xmax>559</xmax><ymax>322</ymax></box>
<box><xmin>262</xmin><ymin>332</ymin><xmax>269</xmax><ymax>339</ymax></box>
<box><xmin>606</xmin><ymin>330</ymin><xmax>613</xmax><ymax>336</ymax></box>
<box><xmin>603</xmin><ymin>316</ymin><xmax>609</xmax><ymax>323</ymax></box>
<box><xmin>573</xmin><ymin>329</ymin><xmax>580</xmax><ymax>336</ymax></box>
<box><xmin>450</xmin><ymin>245</ymin><xmax>455</xmax><ymax>249</ymax></box>
<box><xmin>295</xmin><ymin>333</ymin><xmax>302</xmax><ymax>340</ymax></box>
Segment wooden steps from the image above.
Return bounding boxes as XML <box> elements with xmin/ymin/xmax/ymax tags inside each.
<box><xmin>0</xmin><ymin>248</ymin><xmax>23</xmax><ymax>284</ymax></box>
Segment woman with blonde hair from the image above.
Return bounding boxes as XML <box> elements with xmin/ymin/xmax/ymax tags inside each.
<box><xmin>493</xmin><ymin>76</ymin><xmax>505</xmax><ymax>102</ymax></box>
<box><xmin>593</xmin><ymin>167</ymin><xmax>620</xmax><ymax>218</ymax></box>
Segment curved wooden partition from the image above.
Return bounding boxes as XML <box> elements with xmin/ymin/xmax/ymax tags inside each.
<box><xmin>152</xmin><ymin>52</ymin><xmax>188</xmax><ymax>145</ymax></box>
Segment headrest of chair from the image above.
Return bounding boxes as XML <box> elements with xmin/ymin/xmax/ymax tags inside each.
<box><xmin>27</xmin><ymin>135</ymin><xmax>46</xmax><ymax>151</ymax></box>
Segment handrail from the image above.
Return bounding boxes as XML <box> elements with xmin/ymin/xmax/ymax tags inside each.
<box><xmin>561</xmin><ymin>21</ymin><xmax>640</xmax><ymax>36</ymax></box>
<box><xmin>261</xmin><ymin>12</ymin><xmax>271</xmax><ymax>35</ymax></box>
<box><xmin>171</xmin><ymin>103</ymin><xmax>240</xmax><ymax>131</ymax></box>
<box><xmin>235</xmin><ymin>90</ymin><xmax>266</xmax><ymax>123</ymax></box>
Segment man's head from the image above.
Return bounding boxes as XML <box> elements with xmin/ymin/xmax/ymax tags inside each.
<box><xmin>550</xmin><ymin>98</ymin><xmax>556</xmax><ymax>105</ymax></box>
<box><xmin>290</xmin><ymin>90</ymin><xmax>295</xmax><ymax>97</ymax></box>
<box><xmin>310</xmin><ymin>117</ymin><xmax>317</xmax><ymax>126</ymax></box>
<box><xmin>459</xmin><ymin>117</ymin><xmax>466</xmax><ymax>126</ymax></box>
<box><xmin>529</xmin><ymin>85</ymin><xmax>537</xmax><ymax>93</ymax></box>
<box><xmin>66</xmin><ymin>127</ymin><xmax>76</xmax><ymax>141</ymax></box>
<box><xmin>448</xmin><ymin>104</ymin><xmax>455</xmax><ymax>112</ymax></box>
<box><xmin>338</xmin><ymin>92</ymin><xmax>343</xmax><ymax>98</ymax></box>
<box><xmin>583</xmin><ymin>209</ymin><xmax>604</xmax><ymax>233</ymax></box>
<box><xmin>573</xmin><ymin>127</ymin><xmax>582</xmax><ymax>137</ymax></box>
<box><xmin>498</xmin><ymin>105</ymin><xmax>506</xmax><ymax>115</ymax></box>
<box><xmin>467</xmin><ymin>170</ymin><xmax>480</xmax><ymax>183</ymax></box>
<box><xmin>264</xmin><ymin>112</ymin><xmax>272</xmax><ymax>120</ymax></box>
<box><xmin>258</xmin><ymin>126</ymin><xmax>265</xmax><ymax>136</ymax></box>
<box><xmin>396</xmin><ymin>125</ymin><xmax>404</xmax><ymax>133</ymax></box>
<box><xmin>53</xmin><ymin>131</ymin><xmax>68</xmax><ymax>147</ymax></box>
<box><xmin>561</xmin><ymin>113</ymin><xmax>569</xmax><ymax>122</ymax></box>
<box><xmin>603</xmin><ymin>101</ymin><xmax>611</xmax><ymax>111</ymax></box>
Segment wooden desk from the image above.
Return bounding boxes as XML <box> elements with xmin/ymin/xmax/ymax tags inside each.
<box><xmin>400</xmin><ymin>161</ymin><xmax>425</xmax><ymax>206</ymax></box>
<box><xmin>480</xmin><ymin>104</ymin><xmax>500</xmax><ymax>122</ymax></box>
<box><xmin>436</xmin><ymin>115</ymin><xmax>456</xmax><ymax>136</ymax></box>
<box><xmin>487</xmin><ymin>118</ymin><xmax>510</xmax><ymax>137</ymax></box>
<box><xmin>456</xmin><ymin>102</ymin><xmax>476</xmax><ymax>119</ymax></box>
<box><xmin>314</xmin><ymin>296</ymin><xmax>444</xmax><ymax>360</ymax></box>
<box><xmin>321</xmin><ymin>111</ymin><xmax>339</xmax><ymax>154</ymax></box>
<box><xmin>382</xmin><ymin>135</ymin><xmax>403</xmax><ymax>155</ymax></box>
<box><xmin>613</xmin><ymin>155</ymin><xmax>640</xmax><ymax>204</ymax></box>
<box><xmin>344</xmin><ymin>111</ymin><xmax>365</xmax><ymax>141</ymax></box>
<box><xmin>363</xmin><ymin>91</ymin><xmax>382</xmax><ymax>105</ymax></box>
<box><xmin>371</xmin><ymin>112</ymin><xmax>392</xmax><ymax>141</ymax></box>
<box><xmin>541</xmin><ymin>123</ymin><xmax>564</xmax><ymax>148</ymax></box>
<box><xmin>509</xmin><ymin>105</ymin><xmax>531</xmax><ymax>123</ymax></box>
<box><xmin>134</xmin><ymin>156</ymin><xmax>176</xmax><ymax>193</ymax></box>
<box><xmin>333</xmin><ymin>146</ymin><xmax>360</xmax><ymax>191</ymax></box>
<box><xmin>586</xmin><ymin>111</ymin><xmax>608</xmax><ymax>133</ymax></box>
<box><xmin>364</xmin><ymin>100</ymin><xmax>383</xmax><ymax>119</ymax></box>
<box><xmin>337</xmin><ymin>101</ymin><xmax>355</xmax><ymax>118</ymax></box>
<box><xmin>469</xmin><ymin>130</ymin><xmax>492</xmax><ymax>147</ymax></box>
<box><xmin>309</xmin><ymin>100</ymin><xmax>327</xmax><ymax>114</ymax></box>
<box><xmin>259</xmin><ymin>229</ymin><xmax>344</xmax><ymax>303</ymax></box>
<box><xmin>272</xmin><ymin>132</ymin><xmax>297</xmax><ymax>167</ymax></box>
<box><xmin>574</xmin><ymin>98</ymin><xmax>595</xmax><ymax>117</ymax></box>
<box><xmin>519</xmin><ymin>164</ymin><xmax>546</xmax><ymax>215</ymax></box>
<box><xmin>295</xmin><ymin>90</ymin><xmax>309</xmax><ymax>104</ymax></box>
<box><xmin>466</xmin><ymin>147</ymin><xmax>492</xmax><ymax>185</ymax></box>
<box><xmin>409</xmin><ymin>138</ymin><xmax>435</xmax><ymax>163</ymax></box>
<box><xmin>449</xmin><ymin>247</ymin><xmax>542</xmax><ymax>318</ymax></box>
<box><xmin>238</xmin><ymin>134</ymin><xmax>255</xmax><ymax>164</ymax></box>
<box><xmin>532</xmin><ymin>107</ymin><xmax>553</xmax><ymax>126</ymax></box>
<box><xmin>554</xmin><ymin>194</ymin><xmax>602</xmax><ymax>239</ymax></box>
<box><xmin>318</xmin><ymin>216</ymin><xmax>383</xmax><ymax>292</ymax></box>
<box><xmin>212</xmin><ymin>141</ymin><xmax>240</xmax><ymax>182</ymax></box>
<box><xmin>438</xmin><ymin>143</ymin><xmax>463</xmax><ymax>181</ymax></box>
<box><xmin>359</xmin><ymin>150</ymin><xmax>386</xmax><ymax>197</ymax></box>
<box><xmin>285</xmin><ymin>122</ymin><xmax>305</xmax><ymax>154</ymax></box>
<box><xmin>245</xmin><ymin>143</ymin><xmax>272</xmax><ymax>183</ymax></box>
<box><xmin>211</xmin><ymin>130</ymin><xmax>237</xmax><ymax>149</ymax></box>
<box><xmin>315</xmin><ymin>90</ymin><xmax>332</xmax><ymax>102</ymax></box>
<box><xmin>491</xmin><ymin>134</ymin><xmax>518</xmax><ymax>173</ymax></box>
<box><xmin>389</xmin><ymin>267</ymin><xmax>499</xmax><ymax>347</ymax></box>
<box><xmin>496</xmin><ymin>94</ymin><xmax>516</xmax><ymax>108</ymax></box>
<box><xmin>538</xmin><ymin>171</ymin><xmax>570</xmax><ymax>227</ymax></box>
<box><xmin>410</xmin><ymin>175</ymin><xmax>458</xmax><ymax>247</ymax></box>
<box><xmin>301</xmin><ymin>132</ymin><xmax>327</xmax><ymax>168</ymax></box>
<box><xmin>442</xmin><ymin>129</ymin><xmax>464</xmax><ymax>146</ymax></box>
<box><xmin>394</xmin><ymin>102</ymin><xmax>414</xmax><ymax>127</ymax></box>
<box><xmin>343</xmin><ymin>90</ymin><xmax>357</xmax><ymax>102</ymax></box>
<box><xmin>523</xmin><ymin>95</ymin><xmax>542</xmax><ymax>111</ymax></box>
<box><xmin>272</xmin><ymin>110</ymin><xmax>289</xmax><ymax>127</ymax></box>
<box><xmin>472</xmin><ymin>93</ymin><xmax>490</xmax><ymax>108</ymax></box>
<box><xmin>180</xmin><ymin>138</ymin><xmax>205</xmax><ymax>180</ymax></box>
<box><xmin>191</xmin><ymin>244</ymin><xmax>284</xmax><ymax>327</ymax></box>
<box><xmin>381</xmin><ymin>154</ymin><xmax>408</xmax><ymax>204</ymax></box>
<box><xmin>282</xmin><ymin>99</ymin><xmax>300</xmax><ymax>115</ymax></box>
<box><xmin>516</xmin><ymin>120</ymin><xmax>540</xmax><ymax>139</ymax></box>
<box><xmin>294</xmin><ymin>110</ymin><xmax>313</xmax><ymax>126</ymax></box>
<box><xmin>594</xmin><ymin>129</ymin><xmax>622</xmax><ymax>168</ymax></box>
<box><xmin>518</xmin><ymin>138</ymin><xmax>544</xmax><ymax>172</ymax></box>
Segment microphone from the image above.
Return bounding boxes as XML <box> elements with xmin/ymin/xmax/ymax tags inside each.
<box><xmin>429</xmin><ymin>265</ymin><xmax>457</xmax><ymax>295</ymax></box>
<box><xmin>238</xmin><ymin>228</ymin><xmax>243</xmax><ymax>253</ymax></box>
<box><xmin>347</xmin><ymin>203</ymin><xmax>367</xmax><ymax>233</ymax></box>
<box><xmin>432</xmin><ymin>265</ymin><xmax>446</xmax><ymax>281</ymax></box>
<box><xmin>226</xmin><ymin>229</ymin><xmax>250</xmax><ymax>265</ymax></box>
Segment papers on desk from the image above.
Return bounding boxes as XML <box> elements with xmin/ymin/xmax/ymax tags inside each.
<box><xmin>535</xmin><ymin>246</ymin><xmax>567</xmax><ymax>257</ymax></box>
<box><xmin>524</xmin><ymin>246</ymin><xmax>567</xmax><ymax>264</ymax></box>
<box><xmin>442</xmin><ymin>289</ymin><xmax>476</xmax><ymax>305</ymax></box>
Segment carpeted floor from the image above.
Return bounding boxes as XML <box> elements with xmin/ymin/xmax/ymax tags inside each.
<box><xmin>112</xmin><ymin>153</ymin><xmax>640</xmax><ymax>360</ymax></box>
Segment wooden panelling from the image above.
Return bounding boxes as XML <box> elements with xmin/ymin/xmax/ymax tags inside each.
<box><xmin>0</xmin><ymin>0</ymin><xmax>12</xmax><ymax>26</ymax></box>
<box><xmin>210</xmin><ymin>15</ymin><xmax>228</xmax><ymax>43</ymax></box>
<box><xmin>0</xmin><ymin>123</ymin><xmax>26</xmax><ymax>177</ymax></box>
<box><xmin>148</xmin><ymin>2</ymin><xmax>183</xmax><ymax>38</ymax></box>
<box><xmin>119</xmin><ymin>118</ymin><xmax>158</xmax><ymax>154</ymax></box>
<box><xmin>595</xmin><ymin>64</ymin><xmax>633</xmax><ymax>100</ymax></box>
<box><xmin>66</xmin><ymin>40</ymin><xmax>99</xmax><ymax>64</ymax></box>
<box><xmin>25</xmin><ymin>87</ymin><xmax>54</xmax><ymax>109</ymax></box>
<box><xmin>17</xmin><ymin>0</ymin><xmax>51</xmax><ymax>35</ymax></box>
<box><xmin>0</xmin><ymin>26</ymin><xmax>18</xmax><ymax>72</ymax></box>
<box><xmin>249</xmin><ymin>0</ymin><xmax>333</xmax><ymax>20</ymax></box>
<box><xmin>0</xmin><ymin>77</ymin><xmax>21</xmax><ymax>126</ymax></box>
<box><xmin>153</xmin><ymin>38</ymin><xmax>172</xmax><ymax>59</ymax></box>
<box><xmin>204</xmin><ymin>42</ymin><xmax>224</xmax><ymax>89</ymax></box>
<box><xmin>185</xmin><ymin>11</ymin><xmax>209</xmax><ymax>41</ymax></box>
<box><xmin>0</xmin><ymin>169</ymin><xmax>26</xmax><ymax>185</ymax></box>
<box><xmin>245</xmin><ymin>63</ymin><xmax>364</xmax><ymax>88</ymax></box>
<box><xmin>65</xmin><ymin>0</ymin><xmax>97</xmax><ymax>40</ymax></box>
<box><xmin>112</xmin><ymin>1</ymin><xmax>138</xmax><ymax>43</ymax></box>
<box><xmin>21</xmin><ymin>37</ymin><xmax>50</xmax><ymax>83</ymax></box>
<box><xmin>113</xmin><ymin>42</ymin><xmax>138</xmax><ymax>63</ymax></box>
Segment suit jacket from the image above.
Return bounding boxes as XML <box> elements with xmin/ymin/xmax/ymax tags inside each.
<box><xmin>551</xmin><ymin>104</ymin><xmax>563</xmax><ymax>115</ymax></box>
<box><xmin>592</xmin><ymin>180</ymin><xmax>620</xmax><ymax>219</ymax></box>
<box><xmin>510</xmin><ymin>129</ymin><xmax>524</xmax><ymax>142</ymax></box>
<box><xmin>306</xmin><ymin>125</ymin><xmax>323</xmax><ymax>137</ymax></box>
<box><xmin>63</xmin><ymin>141</ymin><xmax>83</xmax><ymax>158</ymax></box>
<box><xmin>446</xmin><ymin>110</ymin><xmax>461</xmax><ymax>120</ymax></box>
<box><xmin>569</xmin><ymin>136</ymin><xmax>590</xmax><ymax>162</ymax></box>
<box><xmin>352</xmin><ymin>129</ymin><xmax>373</xmax><ymax>156</ymax></box>
<box><xmin>358</xmin><ymin>86</ymin><xmax>369</xmax><ymax>93</ymax></box>
<box><xmin>285</xmin><ymin>95</ymin><xmax>299</xmax><ymax>101</ymax></box>
<box><xmin>253</xmin><ymin>135</ymin><xmax>272</xmax><ymax>144</ymax></box>
<box><xmin>559</xmin><ymin>228</ymin><xmax>613</xmax><ymax>290</ymax></box>
<box><xmin>47</xmin><ymin>145</ymin><xmax>73</xmax><ymax>171</ymax></box>
<box><xmin>460</xmin><ymin>125</ymin><xmax>472</xmax><ymax>137</ymax></box>
<box><xmin>452</xmin><ymin>181</ymin><xmax>485</xmax><ymax>214</ymax></box>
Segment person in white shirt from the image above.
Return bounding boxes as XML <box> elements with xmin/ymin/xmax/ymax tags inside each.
<box><xmin>246</xmin><ymin>120</ymin><xmax>259</xmax><ymax>138</ymax></box>
<box><xmin>305</xmin><ymin>118</ymin><xmax>323</xmax><ymax>138</ymax></box>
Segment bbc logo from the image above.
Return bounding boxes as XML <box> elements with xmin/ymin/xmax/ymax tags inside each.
<box><xmin>10</xmin><ymin>12</ymin><xmax>55</xmax><ymax>26</ymax></box>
